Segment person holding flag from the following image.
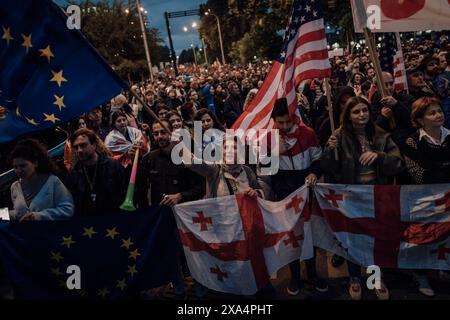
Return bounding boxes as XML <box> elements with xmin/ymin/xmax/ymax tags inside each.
<box><xmin>270</xmin><ymin>98</ymin><xmax>327</xmax><ymax>296</ymax></box>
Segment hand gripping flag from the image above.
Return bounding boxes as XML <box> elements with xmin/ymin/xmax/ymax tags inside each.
<box><xmin>174</xmin><ymin>186</ymin><xmax>313</xmax><ymax>295</ymax></box>
<box><xmin>312</xmin><ymin>183</ymin><xmax>450</xmax><ymax>270</ymax></box>
<box><xmin>0</xmin><ymin>0</ymin><xmax>128</xmax><ymax>143</ymax></box>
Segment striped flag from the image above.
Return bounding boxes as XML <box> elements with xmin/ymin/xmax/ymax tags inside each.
<box><xmin>232</xmin><ymin>0</ymin><xmax>331</xmax><ymax>132</ymax></box>
<box><xmin>379</xmin><ymin>33</ymin><xmax>408</xmax><ymax>93</ymax></box>
<box><xmin>174</xmin><ymin>186</ymin><xmax>313</xmax><ymax>295</ymax></box>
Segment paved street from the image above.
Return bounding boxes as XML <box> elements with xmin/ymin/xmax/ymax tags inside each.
<box><xmin>150</xmin><ymin>249</ymin><xmax>450</xmax><ymax>300</ymax></box>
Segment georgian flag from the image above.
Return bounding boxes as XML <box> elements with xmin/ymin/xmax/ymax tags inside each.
<box><xmin>313</xmin><ymin>184</ymin><xmax>450</xmax><ymax>270</ymax></box>
<box><xmin>174</xmin><ymin>186</ymin><xmax>312</xmax><ymax>295</ymax></box>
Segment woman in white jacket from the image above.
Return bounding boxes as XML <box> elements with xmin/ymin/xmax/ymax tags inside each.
<box><xmin>10</xmin><ymin>139</ymin><xmax>74</xmax><ymax>222</ymax></box>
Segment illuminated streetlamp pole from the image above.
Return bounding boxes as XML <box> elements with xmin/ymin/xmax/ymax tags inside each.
<box><xmin>204</xmin><ymin>10</ymin><xmax>225</xmax><ymax>64</ymax></box>
<box><xmin>201</xmin><ymin>38</ymin><xmax>208</xmax><ymax>65</ymax></box>
<box><xmin>135</xmin><ymin>0</ymin><xmax>154</xmax><ymax>82</ymax></box>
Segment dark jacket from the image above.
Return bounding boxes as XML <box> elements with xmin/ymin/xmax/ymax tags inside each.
<box><xmin>135</xmin><ymin>148</ymin><xmax>205</xmax><ymax>207</ymax></box>
<box><xmin>321</xmin><ymin>127</ymin><xmax>405</xmax><ymax>184</ymax></box>
<box><xmin>371</xmin><ymin>92</ymin><xmax>415</xmax><ymax>151</ymax></box>
<box><xmin>224</xmin><ymin>94</ymin><xmax>244</xmax><ymax>128</ymax></box>
<box><xmin>65</xmin><ymin>155</ymin><xmax>127</xmax><ymax>216</ymax></box>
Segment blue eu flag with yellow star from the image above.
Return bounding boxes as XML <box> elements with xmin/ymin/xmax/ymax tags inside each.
<box><xmin>0</xmin><ymin>207</ymin><xmax>179</xmax><ymax>299</ymax></box>
<box><xmin>0</xmin><ymin>0</ymin><xmax>128</xmax><ymax>143</ymax></box>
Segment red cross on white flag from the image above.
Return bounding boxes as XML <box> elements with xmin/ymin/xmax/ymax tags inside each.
<box><xmin>174</xmin><ymin>186</ymin><xmax>312</xmax><ymax>295</ymax></box>
<box><xmin>313</xmin><ymin>183</ymin><xmax>450</xmax><ymax>270</ymax></box>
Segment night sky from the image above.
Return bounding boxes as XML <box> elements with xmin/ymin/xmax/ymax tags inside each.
<box><xmin>142</xmin><ymin>0</ymin><xmax>206</xmax><ymax>54</ymax></box>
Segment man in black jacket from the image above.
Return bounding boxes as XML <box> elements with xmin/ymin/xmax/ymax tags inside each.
<box><xmin>136</xmin><ymin>120</ymin><xmax>204</xmax><ymax>208</ymax></box>
<box><xmin>135</xmin><ymin>120</ymin><xmax>205</xmax><ymax>299</ymax></box>
<box><xmin>65</xmin><ymin>128</ymin><xmax>127</xmax><ymax>216</ymax></box>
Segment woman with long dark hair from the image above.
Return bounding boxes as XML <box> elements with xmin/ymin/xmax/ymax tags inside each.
<box><xmin>194</xmin><ymin>108</ymin><xmax>225</xmax><ymax>156</ymax></box>
<box><xmin>321</xmin><ymin>96</ymin><xmax>404</xmax><ymax>300</ymax></box>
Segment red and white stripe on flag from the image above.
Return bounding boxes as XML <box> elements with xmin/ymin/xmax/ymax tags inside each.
<box><xmin>232</xmin><ymin>0</ymin><xmax>331</xmax><ymax>133</ymax></box>
<box><xmin>313</xmin><ymin>183</ymin><xmax>450</xmax><ymax>270</ymax></box>
<box><xmin>394</xmin><ymin>33</ymin><xmax>408</xmax><ymax>93</ymax></box>
<box><xmin>174</xmin><ymin>186</ymin><xmax>312</xmax><ymax>295</ymax></box>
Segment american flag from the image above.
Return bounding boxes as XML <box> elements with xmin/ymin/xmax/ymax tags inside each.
<box><xmin>379</xmin><ymin>33</ymin><xmax>408</xmax><ymax>93</ymax></box>
<box><xmin>232</xmin><ymin>0</ymin><xmax>331</xmax><ymax>132</ymax></box>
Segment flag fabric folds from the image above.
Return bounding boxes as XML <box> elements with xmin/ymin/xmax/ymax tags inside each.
<box><xmin>312</xmin><ymin>184</ymin><xmax>450</xmax><ymax>270</ymax></box>
<box><xmin>232</xmin><ymin>0</ymin><xmax>331</xmax><ymax>133</ymax></box>
<box><xmin>0</xmin><ymin>0</ymin><xmax>128</xmax><ymax>143</ymax></box>
<box><xmin>0</xmin><ymin>206</ymin><xmax>178</xmax><ymax>299</ymax></box>
<box><xmin>174</xmin><ymin>187</ymin><xmax>313</xmax><ymax>295</ymax></box>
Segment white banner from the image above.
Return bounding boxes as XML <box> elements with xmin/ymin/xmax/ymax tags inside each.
<box><xmin>350</xmin><ymin>0</ymin><xmax>450</xmax><ymax>33</ymax></box>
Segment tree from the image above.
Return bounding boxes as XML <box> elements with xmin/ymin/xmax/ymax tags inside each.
<box><xmin>66</xmin><ymin>0</ymin><xmax>170</xmax><ymax>82</ymax></box>
<box><xmin>199</xmin><ymin>0</ymin><xmax>292</xmax><ymax>63</ymax></box>
<box><xmin>179</xmin><ymin>48</ymin><xmax>195</xmax><ymax>64</ymax></box>
<box><xmin>322</xmin><ymin>0</ymin><xmax>355</xmax><ymax>48</ymax></box>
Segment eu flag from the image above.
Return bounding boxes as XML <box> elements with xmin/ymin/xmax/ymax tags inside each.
<box><xmin>0</xmin><ymin>206</ymin><xmax>179</xmax><ymax>299</ymax></box>
<box><xmin>0</xmin><ymin>0</ymin><xmax>128</xmax><ymax>143</ymax></box>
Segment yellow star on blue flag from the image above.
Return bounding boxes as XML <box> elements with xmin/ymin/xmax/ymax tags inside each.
<box><xmin>0</xmin><ymin>0</ymin><xmax>127</xmax><ymax>143</ymax></box>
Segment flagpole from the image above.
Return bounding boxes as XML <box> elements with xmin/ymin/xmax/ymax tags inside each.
<box><xmin>364</xmin><ymin>28</ymin><xmax>396</xmax><ymax>130</ymax></box>
<box><xmin>395</xmin><ymin>32</ymin><xmax>409</xmax><ymax>94</ymax></box>
<box><xmin>324</xmin><ymin>78</ymin><xmax>338</xmax><ymax>160</ymax></box>
<box><xmin>129</xmin><ymin>90</ymin><xmax>171</xmax><ymax>134</ymax></box>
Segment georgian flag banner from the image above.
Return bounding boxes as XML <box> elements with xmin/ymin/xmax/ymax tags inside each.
<box><xmin>350</xmin><ymin>0</ymin><xmax>450</xmax><ymax>33</ymax></box>
<box><xmin>174</xmin><ymin>184</ymin><xmax>450</xmax><ymax>295</ymax></box>
<box><xmin>174</xmin><ymin>186</ymin><xmax>313</xmax><ymax>295</ymax></box>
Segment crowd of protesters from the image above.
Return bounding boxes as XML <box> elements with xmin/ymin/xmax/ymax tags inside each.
<box><xmin>1</xmin><ymin>34</ymin><xmax>450</xmax><ymax>300</ymax></box>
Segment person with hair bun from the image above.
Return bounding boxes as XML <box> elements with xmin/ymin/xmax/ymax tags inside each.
<box><xmin>10</xmin><ymin>139</ymin><xmax>74</xmax><ymax>221</ymax></box>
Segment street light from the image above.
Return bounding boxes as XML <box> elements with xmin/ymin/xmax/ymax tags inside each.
<box><xmin>204</xmin><ymin>10</ymin><xmax>225</xmax><ymax>64</ymax></box>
